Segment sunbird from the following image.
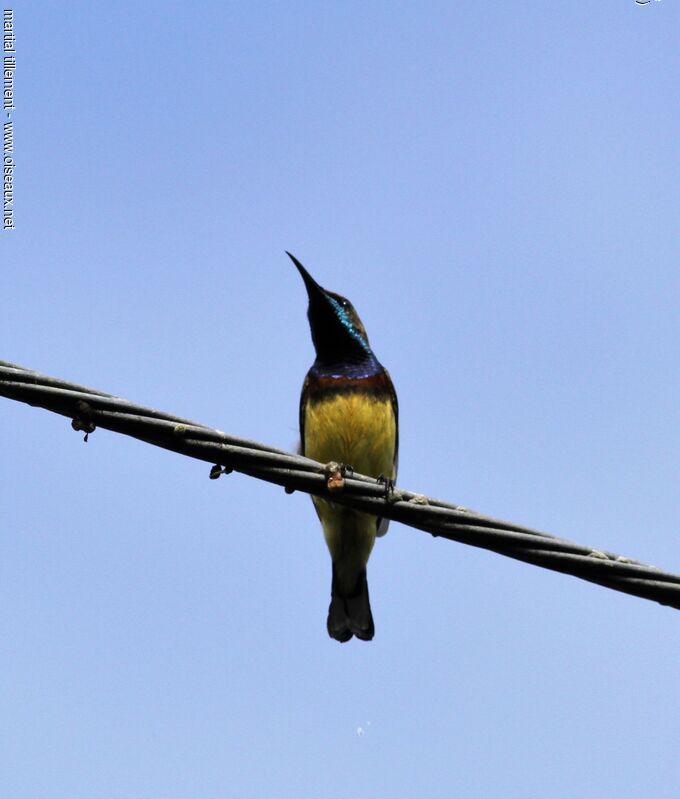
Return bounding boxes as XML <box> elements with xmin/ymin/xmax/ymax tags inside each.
<box><xmin>289</xmin><ymin>252</ymin><xmax>398</xmax><ymax>642</ymax></box>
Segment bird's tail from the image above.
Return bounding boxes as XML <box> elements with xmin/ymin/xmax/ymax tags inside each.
<box><xmin>327</xmin><ymin>565</ymin><xmax>374</xmax><ymax>642</ymax></box>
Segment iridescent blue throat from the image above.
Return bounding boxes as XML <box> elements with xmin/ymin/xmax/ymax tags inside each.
<box><xmin>327</xmin><ymin>296</ymin><xmax>370</xmax><ymax>354</ymax></box>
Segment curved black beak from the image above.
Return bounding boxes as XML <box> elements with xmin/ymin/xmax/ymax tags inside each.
<box><xmin>286</xmin><ymin>251</ymin><xmax>326</xmax><ymax>302</ymax></box>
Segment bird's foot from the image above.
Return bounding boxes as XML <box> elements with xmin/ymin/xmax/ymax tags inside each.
<box><xmin>324</xmin><ymin>461</ymin><xmax>353</xmax><ymax>493</ymax></box>
<box><xmin>377</xmin><ymin>474</ymin><xmax>395</xmax><ymax>499</ymax></box>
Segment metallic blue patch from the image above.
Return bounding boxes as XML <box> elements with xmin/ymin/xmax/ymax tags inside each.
<box><xmin>328</xmin><ymin>296</ymin><xmax>370</xmax><ymax>352</ymax></box>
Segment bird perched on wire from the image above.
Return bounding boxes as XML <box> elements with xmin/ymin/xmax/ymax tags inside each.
<box><xmin>289</xmin><ymin>251</ymin><xmax>398</xmax><ymax>642</ymax></box>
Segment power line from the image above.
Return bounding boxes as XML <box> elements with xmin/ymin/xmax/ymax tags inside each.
<box><xmin>2</xmin><ymin>358</ymin><xmax>679</xmax><ymax>610</ymax></box>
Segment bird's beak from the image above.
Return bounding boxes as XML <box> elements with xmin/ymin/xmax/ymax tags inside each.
<box><xmin>286</xmin><ymin>251</ymin><xmax>326</xmax><ymax>302</ymax></box>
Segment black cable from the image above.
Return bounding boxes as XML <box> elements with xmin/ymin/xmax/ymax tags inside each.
<box><xmin>2</xmin><ymin>359</ymin><xmax>678</xmax><ymax>610</ymax></box>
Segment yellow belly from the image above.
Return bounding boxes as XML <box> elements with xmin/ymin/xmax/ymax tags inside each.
<box><xmin>303</xmin><ymin>392</ymin><xmax>396</xmax><ymax>479</ymax></box>
<box><xmin>303</xmin><ymin>392</ymin><xmax>396</xmax><ymax>586</ymax></box>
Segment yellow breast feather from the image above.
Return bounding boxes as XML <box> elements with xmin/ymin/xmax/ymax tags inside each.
<box><xmin>303</xmin><ymin>392</ymin><xmax>397</xmax><ymax>586</ymax></box>
<box><xmin>303</xmin><ymin>392</ymin><xmax>396</xmax><ymax>479</ymax></box>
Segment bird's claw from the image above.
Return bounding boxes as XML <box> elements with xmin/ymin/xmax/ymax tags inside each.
<box><xmin>324</xmin><ymin>461</ymin><xmax>353</xmax><ymax>493</ymax></box>
<box><xmin>377</xmin><ymin>474</ymin><xmax>395</xmax><ymax>499</ymax></box>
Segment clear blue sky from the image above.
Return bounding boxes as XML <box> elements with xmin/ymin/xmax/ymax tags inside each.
<box><xmin>2</xmin><ymin>2</ymin><xmax>680</xmax><ymax>797</ymax></box>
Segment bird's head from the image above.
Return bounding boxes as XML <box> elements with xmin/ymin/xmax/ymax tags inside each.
<box><xmin>287</xmin><ymin>251</ymin><xmax>372</xmax><ymax>366</ymax></box>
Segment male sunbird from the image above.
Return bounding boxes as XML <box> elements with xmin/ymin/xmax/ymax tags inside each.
<box><xmin>289</xmin><ymin>252</ymin><xmax>398</xmax><ymax>642</ymax></box>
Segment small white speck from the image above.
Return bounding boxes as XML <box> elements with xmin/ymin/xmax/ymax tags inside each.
<box><xmin>356</xmin><ymin>726</ymin><xmax>365</xmax><ymax>737</ymax></box>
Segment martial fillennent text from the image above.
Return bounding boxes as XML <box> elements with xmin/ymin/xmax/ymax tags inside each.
<box><xmin>3</xmin><ymin>9</ymin><xmax>14</xmax><ymax>110</ymax></box>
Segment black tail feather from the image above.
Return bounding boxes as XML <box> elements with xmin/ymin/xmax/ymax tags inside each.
<box><xmin>327</xmin><ymin>566</ymin><xmax>374</xmax><ymax>643</ymax></box>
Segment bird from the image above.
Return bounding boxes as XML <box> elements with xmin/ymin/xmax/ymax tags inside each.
<box><xmin>288</xmin><ymin>251</ymin><xmax>398</xmax><ymax>642</ymax></box>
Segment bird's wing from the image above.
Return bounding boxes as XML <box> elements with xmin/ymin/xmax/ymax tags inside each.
<box><xmin>298</xmin><ymin>372</ymin><xmax>310</xmax><ymax>457</ymax></box>
<box><xmin>376</xmin><ymin>371</ymin><xmax>399</xmax><ymax>538</ymax></box>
